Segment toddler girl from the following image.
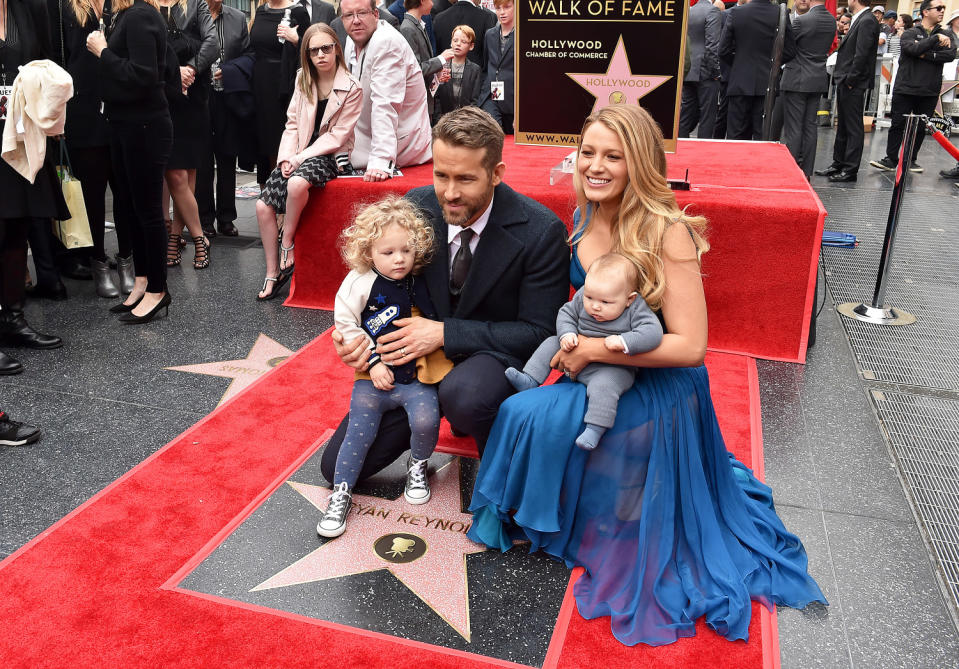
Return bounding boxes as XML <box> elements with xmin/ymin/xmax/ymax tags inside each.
<box><xmin>318</xmin><ymin>197</ymin><xmax>453</xmax><ymax>538</ymax></box>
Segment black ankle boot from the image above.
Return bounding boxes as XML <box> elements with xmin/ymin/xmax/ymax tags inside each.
<box><xmin>0</xmin><ymin>306</ymin><xmax>63</xmax><ymax>349</ymax></box>
<box><xmin>0</xmin><ymin>350</ymin><xmax>23</xmax><ymax>375</ymax></box>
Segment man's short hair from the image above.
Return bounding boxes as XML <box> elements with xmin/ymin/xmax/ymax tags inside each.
<box><xmin>432</xmin><ymin>107</ymin><xmax>504</xmax><ymax>173</ymax></box>
<box><xmin>404</xmin><ymin>0</ymin><xmax>422</xmax><ymax>9</ymax></box>
<box><xmin>919</xmin><ymin>0</ymin><xmax>936</xmax><ymax>16</ymax></box>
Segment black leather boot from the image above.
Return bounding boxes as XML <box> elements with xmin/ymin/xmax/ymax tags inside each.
<box><xmin>0</xmin><ymin>350</ymin><xmax>23</xmax><ymax>375</ymax></box>
<box><xmin>0</xmin><ymin>306</ymin><xmax>63</xmax><ymax>349</ymax></box>
<box><xmin>116</xmin><ymin>254</ymin><xmax>136</xmax><ymax>295</ymax></box>
<box><xmin>91</xmin><ymin>258</ymin><xmax>121</xmax><ymax>298</ymax></box>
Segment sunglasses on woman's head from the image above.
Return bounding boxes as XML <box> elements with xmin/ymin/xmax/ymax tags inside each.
<box><xmin>309</xmin><ymin>44</ymin><xmax>337</xmax><ymax>57</ymax></box>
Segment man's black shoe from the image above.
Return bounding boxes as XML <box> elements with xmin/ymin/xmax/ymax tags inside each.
<box><xmin>939</xmin><ymin>164</ymin><xmax>959</xmax><ymax>179</ymax></box>
<box><xmin>0</xmin><ymin>412</ymin><xmax>41</xmax><ymax>446</ymax></box>
<box><xmin>828</xmin><ymin>170</ymin><xmax>858</xmax><ymax>183</ymax></box>
<box><xmin>0</xmin><ymin>351</ymin><xmax>23</xmax><ymax>375</ymax></box>
<box><xmin>25</xmin><ymin>281</ymin><xmax>68</xmax><ymax>301</ymax></box>
<box><xmin>202</xmin><ymin>222</ymin><xmax>217</xmax><ymax>238</ymax></box>
<box><xmin>869</xmin><ymin>156</ymin><xmax>897</xmax><ymax>171</ymax></box>
<box><xmin>0</xmin><ymin>309</ymin><xmax>63</xmax><ymax>349</ymax></box>
<box><xmin>814</xmin><ymin>164</ymin><xmax>842</xmax><ymax>177</ymax></box>
<box><xmin>59</xmin><ymin>260</ymin><xmax>92</xmax><ymax>280</ymax></box>
<box><xmin>218</xmin><ymin>220</ymin><xmax>239</xmax><ymax>237</ymax></box>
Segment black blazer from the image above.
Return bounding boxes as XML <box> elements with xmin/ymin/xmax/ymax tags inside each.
<box><xmin>685</xmin><ymin>0</ymin><xmax>721</xmax><ymax>83</ymax></box>
<box><xmin>310</xmin><ymin>0</ymin><xmax>336</xmax><ymax>25</ymax></box>
<box><xmin>433</xmin><ymin>0</ymin><xmax>497</xmax><ymax>68</ymax></box>
<box><xmin>164</xmin><ymin>0</ymin><xmax>218</xmax><ymax>75</ymax></box>
<box><xmin>833</xmin><ymin>9</ymin><xmax>880</xmax><ymax>90</ymax></box>
<box><xmin>48</xmin><ymin>0</ymin><xmax>112</xmax><ymax>148</ymax></box>
<box><xmin>404</xmin><ymin>183</ymin><xmax>570</xmax><ymax>369</ymax></box>
<box><xmin>436</xmin><ymin>59</ymin><xmax>483</xmax><ymax>113</ymax></box>
<box><xmin>720</xmin><ymin>0</ymin><xmax>795</xmax><ymax>97</ymax></box>
<box><xmin>214</xmin><ymin>5</ymin><xmax>252</xmax><ymax>63</ymax></box>
<box><xmin>781</xmin><ymin>4</ymin><xmax>836</xmax><ymax>93</ymax></box>
<box><xmin>477</xmin><ymin>26</ymin><xmax>512</xmax><ymax>109</ymax></box>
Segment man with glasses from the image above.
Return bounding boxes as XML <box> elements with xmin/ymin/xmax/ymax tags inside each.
<box><xmin>340</xmin><ymin>0</ymin><xmax>432</xmax><ymax>181</ymax></box>
<box><xmin>870</xmin><ymin>0</ymin><xmax>956</xmax><ymax>173</ymax></box>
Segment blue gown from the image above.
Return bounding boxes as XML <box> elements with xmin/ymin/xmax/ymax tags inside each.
<box><xmin>467</xmin><ymin>213</ymin><xmax>826</xmax><ymax>647</ymax></box>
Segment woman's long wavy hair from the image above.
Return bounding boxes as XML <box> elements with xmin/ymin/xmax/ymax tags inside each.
<box><xmin>297</xmin><ymin>23</ymin><xmax>346</xmax><ymax>102</ymax></box>
<box><xmin>571</xmin><ymin>105</ymin><xmax>709</xmax><ymax>312</ymax></box>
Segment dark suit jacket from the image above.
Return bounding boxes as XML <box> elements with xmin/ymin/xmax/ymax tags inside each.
<box><xmin>433</xmin><ymin>0</ymin><xmax>497</xmax><ymax>68</ymax></box>
<box><xmin>781</xmin><ymin>4</ymin><xmax>836</xmax><ymax>93</ymax></box>
<box><xmin>720</xmin><ymin>0</ymin><xmax>795</xmax><ymax>96</ymax></box>
<box><xmin>310</xmin><ymin>0</ymin><xmax>336</xmax><ymax>25</ymax></box>
<box><xmin>216</xmin><ymin>5</ymin><xmax>252</xmax><ymax>62</ymax></box>
<box><xmin>436</xmin><ymin>59</ymin><xmax>483</xmax><ymax>113</ymax></box>
<box><xmin>332</xmin><ymin>3</ymin><xmax>398</xmax><ymax>48</ymax></box>
<box><xmin>477</xmin><ymin>26</ymin><xmax>513</xmax><ymax>109</ymax></box>
<box><xmin>833</xmin><ymin>8</ymin><xmax>880</xmax><ymax>89</ymax></box>
<box><xmin>165</xmin><ymin>0</ymin><xmax>218</xmax><ymax>75</ymax></box>
<box><xmin>404</xmin><ymin>183</ymin><xmax>570</xmax><ymax>369</ymax></box>
<box><xmin>685</xmin><ymin>0</ymin><xmax>721</xmax><ymax>83</ymax></box>
<box><xmin>399</xmin><ymin>12</ymin><xmax>444</xmax><ymax>115</ymax></box>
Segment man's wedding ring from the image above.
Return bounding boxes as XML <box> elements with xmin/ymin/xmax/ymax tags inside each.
<box><xmin>401</xmin><ymin>347</ymin><xmax>407</xmax><ymax>357</ymax></box>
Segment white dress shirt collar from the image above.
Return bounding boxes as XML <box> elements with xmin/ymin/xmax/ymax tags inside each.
<box><xmin>447</xmin><ymin>195</ymin><xmax>494</xmax><ymax>267</ymax></box>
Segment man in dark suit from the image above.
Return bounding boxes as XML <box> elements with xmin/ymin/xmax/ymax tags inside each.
<box><xmin>433</xmin><ymin>0</ymin><xmax>497</xmax><ymax>68</ymax></box>
<box><xmin>197</xmin><ymin>0</ymin><xmax>252</xmax><ymax>237</ymax></box>
<box><xmin>400</xmin><ymin>0</ymin><xmax>456</xmax><ymax>122</ymax></box>
<box><xmin>815</xmin><ymin>0</ymin><xmax>880</xmax><ymax>181</ymax></box>
<box><xmin>322</xmin><ymin>107</ymin><xmax>570</xmax><ymax>482</ymax></box>
<box><xmin>298</xmin><ymin>0</ymin><xmax>335</xmax><ymax>25</ymax></box>
<box><xmin>781</xmin><ymin>0</ymin><xmax>836</xmax><ymax>177</ymax></box>
<box><xmin>719</xmin><ymin>0</ymin><xmax>795</xmax><ymax>140</ymax></box>
<box><xmin>679</xmin><ymin>0</ymin><xmax>722</xmax><ymax>138</ymax></box>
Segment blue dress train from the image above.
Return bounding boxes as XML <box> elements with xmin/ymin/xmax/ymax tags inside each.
<box><xmin>467</xmin><ymin>219</ymin><xmax>826</xmax><ymax>646</ymax></box>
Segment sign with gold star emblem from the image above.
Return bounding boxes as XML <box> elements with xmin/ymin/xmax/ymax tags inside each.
<box><xmin>937</xmin><ymin>78</ymin><xmax>959</xmax><ymax>117</ymax></box>
<box><xmin>515</xmin><ymin>0</ymin><xmax>688</xmax><ymax>150</ymax></box>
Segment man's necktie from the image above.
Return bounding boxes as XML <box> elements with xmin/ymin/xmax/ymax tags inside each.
<box><xmin>300</xmin><ymin>0</ymin><xmax>309</xmax><ymax>15</ymax></box>
<box><xmin>449</xmin><ymin>228</ymin><xmax>475</xmax><ymax>298</ymax></box>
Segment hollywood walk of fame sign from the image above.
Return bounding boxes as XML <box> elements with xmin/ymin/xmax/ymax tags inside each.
<box><xmin>252</xmin><ymin>459</ymin><xmax>487</xmax><ymax>641</ymax></box>
<box><xmin>516</xmin><ymin>0</ymin><xmax>688</xmax><ymax>150</ymax></box>
<box><xmin>166</xmin><ymin>334</ymin><xmax>293</xmax><ymax>406</ymax></box>
<box><xmin>936</xmin><ymin>79</ymin><xmax>959</xmax><ymax>117</ymax></box>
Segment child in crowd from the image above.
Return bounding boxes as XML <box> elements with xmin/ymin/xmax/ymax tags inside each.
<box><xmin>319</xmin><ymin>197</ymin><xmax>453</xmax><ymax>538</ymax></box>
<box><xmin>505</xmin><ymin>253</ymin><xmax>663</xmax><ymax>451</ymax></box>
<box><xmin>479</xmin><ymin>0</ymin><xmax>515</xmax><ymax>133</ymax></box>
<box><xmin>435</xmin><ymin>25</ymin><xmax>484</xmax><ymax>115</ymax></box>
<box><xmin>255</xmin><ymin>23</ymin><xmax>362</xmax><ymax>301</ymax></box>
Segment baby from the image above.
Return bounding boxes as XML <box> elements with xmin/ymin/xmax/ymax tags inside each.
<box><xmin>505</xmin><ymin>253</ymin><xmax>663</xmax><ymax>450</ymax></box>
<box><xmin>320</xmin><ymin>196</ymin><xmax>452</xmax><ymax>538</ymax></box>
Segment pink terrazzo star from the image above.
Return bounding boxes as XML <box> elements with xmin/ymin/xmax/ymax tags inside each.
<box><xmin>251</xmin><ymin>458</ymin><xmax>487</xmax><ymax>641</ymax></box>
<box><xmin>166</xmin><ymin>334</ymin><xmax>293</xmax><ymax>406</ymax></box>
<box><xmin>567</xmin><ymin>35</ymin><xmax>672</xmax><ymax>114</ymax></box>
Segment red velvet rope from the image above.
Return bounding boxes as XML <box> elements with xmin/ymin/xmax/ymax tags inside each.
<box><xmin>931</xmin><ymin>129</ymin><xmax>959</xmax><ymax>160</ymax></box>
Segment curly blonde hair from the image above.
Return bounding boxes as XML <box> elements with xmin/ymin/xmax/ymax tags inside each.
<box><xmin>571</xmin><ymin>105</ymin><xmax>709</xmax><ymax>312</ymax></box>
<box><xmin>339</xmin><ymin>196</ymin><xmax>435</xmax><ymax>274</ymax></box>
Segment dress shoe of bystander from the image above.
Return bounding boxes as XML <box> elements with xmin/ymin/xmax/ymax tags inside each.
<box><xmin>0</xmin><ymin>351</ymin><xmax>24</xmax><ymax>375</ymax></box>
<box><xmin>0</xmin><ymin>308</ymin><xmax>63</xmax><ymax>349</ymax></box>
<box><xmin>814</xmin><ymin>164</ymin><xmax>842</xmax><ymax>177</ymax></box>
<box><xmin>25</xmin><ymin>282</ymin><xmax>68</xmax><ymax>301</ymax></box>
<box><xmin>218</xmin><ymin>220</ymin><xmax>239</xmax><ymax>236</ymax></box>
<box><xmin>828</xmin><ymin>169</ymin><xmax>858</xmax><ymax>183</ymax></box>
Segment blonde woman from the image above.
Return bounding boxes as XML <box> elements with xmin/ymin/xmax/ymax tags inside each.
<box><xmin>255</xmin><ymin>23</ymin><xmax>361</xmax><ymax>300</ymax></box>
<box><xmin>467</xmin><ymin>105</ymin><xmax>827</xmax><ymax>646</ymax></box>
<box><xmin>87</xmin><ymin>0</ymin><xmax>174</xmax><ymax>323</ymax></box>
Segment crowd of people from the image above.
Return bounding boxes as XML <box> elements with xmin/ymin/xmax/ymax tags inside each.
<box><xmin>682</xmin><ymin>0</ymin><xmax>958</xmax><ymax>182</ymax></box>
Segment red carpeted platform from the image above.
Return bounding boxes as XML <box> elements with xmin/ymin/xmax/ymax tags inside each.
<box><xmin>0</xmin><ymin>333</ymin><xmax>776</xmax><ymax>669</ymax></box>
<box><xmin>287</xmin><ymin>138</ymin><xmax>825</xmax><ymax>363</ymax></box>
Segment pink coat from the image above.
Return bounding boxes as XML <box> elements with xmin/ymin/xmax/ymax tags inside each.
<box><xmin>276</xmin><ymin>67</ymin><xmax>363</xmax><ymax>166</ymax></box>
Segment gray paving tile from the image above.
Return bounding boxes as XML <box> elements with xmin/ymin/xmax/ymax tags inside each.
<box><xmin>823</xmin><ymin>511</ymin><xmax>959</xmax><ymax>669</ymax></box>
<box><xmin>775</xmin><ymin>504</ymin><xmax>852</xmax><ymax>669</ymax></box>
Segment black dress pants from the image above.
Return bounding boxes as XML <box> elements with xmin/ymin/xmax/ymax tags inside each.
<box><xmin>69</xmin><ymin>145</ymin><xmax>132</xmax><ymax>260</ymax></box>
<box><xmin>832</xmin><ymin>85</ymin><xmax>867</xmax><ymax>172</ymax></box>
<box><xmin>196</xmin><ymin>147</ymin><xmax>238</xmax><ymax>227</ymax></box>
<box><xmin>678</xmin><ymin>80</ymin><xmax>719</xmax><ymax>139</ymax></box>
<box><xmin>320</xmin><ymin>353</ymin><xmax>516</xmax><ymax>483</ymax></box>
<box><xmin>109</xmin><ymin>116</ymin><xmax>173</xmax><ymax>293</ymax></box>
<box><xmin>726</xmin><ymin>94</ymin><xmax>765</xmax><ymax>140</ymax></box>
<box><xmin>713</xmin><ymin>81</ymin><xmax>729</xmax><ymax>139</ymax></box>
<box><xmin>26</xmin><ymin>220</ymin><xmax>62</xmax><ymax>289</ymax></box>
<box><xmin>0</xmin><ymin>219</ymin><xmax>29</xmax><ymax>307</ymax></box>
<box><xmin>885</xmin><ymin>93</ymin><xmax>938</xmax><ymax>164</ymax></box>
<box><xmin>782</xmin><ymin>91</ymin><xmax>823</xmax><ymax>178</ymax></box>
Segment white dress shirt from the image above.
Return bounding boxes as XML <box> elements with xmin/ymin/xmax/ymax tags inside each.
<box><xmin>447</xmin><ymin>195</ymin><xmax>493</xmax><ymax>272</ymax></box>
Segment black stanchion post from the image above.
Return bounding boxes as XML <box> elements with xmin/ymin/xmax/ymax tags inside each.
<box><xmin>837</xmin><ymin>114</ymin><xmax>919</xmax><ymax>326</ymax></box>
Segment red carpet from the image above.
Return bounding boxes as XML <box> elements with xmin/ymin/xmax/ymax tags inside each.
<box><xmin>0</xmin><ymin>333</ymin><xmax>775</xmax><ymax>669</ymax></box>
<box><xmin>287</xmin><ymin>138</ymin><xmax>825</xmax><ymax>363</ymax></box>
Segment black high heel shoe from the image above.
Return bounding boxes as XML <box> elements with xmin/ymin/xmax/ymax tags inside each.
<box><xmin>118</xmin><ymin>292</ymin><xmax>172</xmax><ymax>324</ymax></box>
<box><xmin>108</xmin><ymin>295</ymin><xmax>144</xmax><ymax>313</ymax></box>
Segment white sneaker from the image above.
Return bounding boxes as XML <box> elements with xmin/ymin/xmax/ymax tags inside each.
<box><xmin>316</xmin><ymin>482</ymin><xmax>352</xmax><ymax>538</ymax></box>
<box><xmin>404</xmin><ymin>456</ymin><xmax>431</xmax><ymax>505</ymax></box>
